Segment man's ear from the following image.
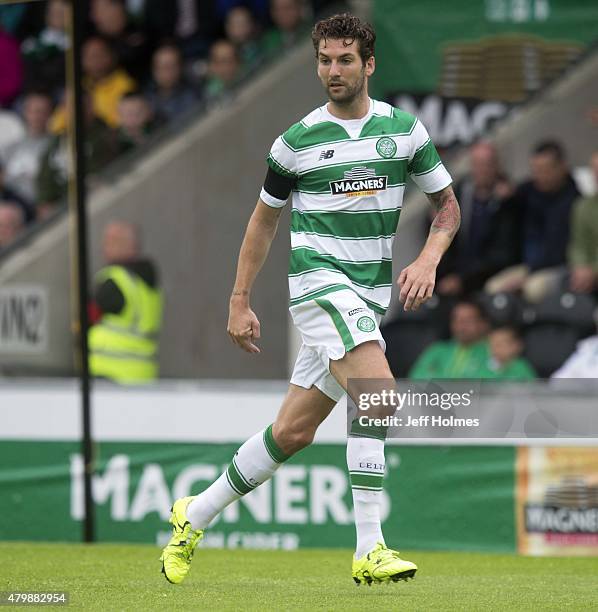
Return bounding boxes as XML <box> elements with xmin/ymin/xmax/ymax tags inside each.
<box><xmin>366</xmin><ymin>56</ymin><xmax>375</xmax><ymax>77</ymax></box>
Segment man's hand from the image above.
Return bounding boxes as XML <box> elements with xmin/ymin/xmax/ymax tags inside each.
<box><xmin>226</xmin><ymin>200</ymin><xmax>283</xmax><ymax>354</ymax></box>
<box><xmin>397</xmin><ymin>185</ymin><xmax>460</xmax><ymax>311</ymax></box>
<box><xmin>570</xmin><ymin>265</ymin><xmax>596</xmax><ymax>293</ymax></box>
<box><xmin>500</xmin><ymin>274</ymin><xmax>526</xmax><ymax>293</ymax></box>
<box><xmin>398</xmin><ymin>256</ymin><xmax>437</xmax><ymax>311</ymax></box>
<box><xmin>228</xmin><ymin>296</ymin><xmax>261</xmax><ymax>354</ymax></box>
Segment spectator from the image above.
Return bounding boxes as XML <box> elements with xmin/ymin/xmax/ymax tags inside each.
<box><xmin>217</xmin><ymin>0</ymin><xmax>270</xmax><ymax>24</ymax></box>
<box><xmin>225</xmin><ymin>6</ymin><xmax>263</xmax><ymax>70</ymax></box>
<box><xmin>1</xmin><ymin>90</ymin><xmax>53</xmax><ymax>207</ymax></box>
<box><xmin>0</xmin><ymin>2</ymin><xmax>45</xmax><ymax>40</ymax></box>
<box><xmin>409</xmin><ymin>300</ymin><xmax>490</xmax><ymax>379</ymax></box>
<box><xmin>145</xmin><ymin>43</ymin><xmax>199</xmax><ymax>122</ymax></box>
<box><xmin>37</xmin><ymin>93</ymin><xmax>117</xmax><ymax>216</ymax></box>
<box><xmin>89</xmin><ymin>220</ymin><xmax>163</xmax><ymax>384</ymax></box>
<box><xmin>0</xmin><ymin>26</ymin><xmax>23</xmax><ymax>107</ymax></box>
<box><xmin>436</xmin><ymin>142</ymin><xmax>517</xmax><ymax>296</ymax></box>
<box><xmin>483</xmin><ymin>325</ymin><xmax>536</xmax><ymax>380</ymax></box>
<box><xmin>0</xmin><ymin>5</ymin><xmax>28</xmax><ymax>36</ymax></box>
<box><xmin>0</xmin><ymin>201</ymin><xmax>25</xmax><ymax>250</ymax></box>
<box><xmin>81</xmin><ymin>35</ymin><xmax>136</xmax><ymax>128</ymax></box>
<box><xmin>0</xmin><ymin>109</ymin><xmax>25</xmax><ymax>157</ymax></box>
<box><xmin>143</xmin><ymin>0</ymin><xmax>218</xmax><ymax>60</ymax></box>
<box><xmin>116</xmin><ymin>91</ymin><xmax>159</xmax><ymax>152</ymax></box>
<box><xmin>21</xmin><ymin>0</ymin><xmax>68</xmax><ymax>94</ymax></box>
<box><xmin>486</xmin><ymin>141</ymin><xmax>580</xmax><ymax>303</ymax></box>
<box><xmin>261</xmin><ymin>0</ymin><xmax>306</xmax><ymax>56</ymax></box>
<box><xmin>204</xmin><ymin>39</ymin><xmax>241</xmax><ymax>99</ymax></box>
<box><xmin>0</xmin><ymin>161</ymin><xmax>34</xmax><ymax>224</ymax></box>
<box><xmin>90</xmin><ymin>0</ymin><xmax>150</xmax><ymax>82</ymax></box>
<box><xmin>6</xmin><ymin>0</ymin><xmax>47</xmax><ymax>41</ymax></box>
<box><xmin>567</xmin><ymin>152</ymin><xmax>598</xmax><ymax>296</ymax></box>
<box><xmin>551</xmin><ymin>309</ymin><xmax>598</xmax><ymax>378</ymax></box>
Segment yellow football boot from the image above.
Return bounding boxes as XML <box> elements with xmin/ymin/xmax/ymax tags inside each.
<box><xmin>159</xmin><ymin>496</ymin><xmax>204</xmax><ymax>584</ymax></box>
<box><xmin>352</xmin><ymin>542</ymin><xmax>417</xmax><ymax>585</ymax></box>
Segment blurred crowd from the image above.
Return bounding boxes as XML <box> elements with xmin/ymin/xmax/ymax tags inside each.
<box><xmin>384</xmin><ymin>143</ymin><xmax>598</xmax><ymax>380</ymax></box>
<box><xmin>1</xmin><ymin>2</ymin><xmax>596</xmax><ymax>379</ymax></box>
<box><xmin>0</xmin><ymin>0</ymin><xmax>328</xmax><ymax>249</ymax></box>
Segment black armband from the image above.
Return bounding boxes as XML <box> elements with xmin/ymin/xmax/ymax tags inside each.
<box><xmin>263</xmin><ymin>166</ymin><xmax>296</xmax><ymax>201</ymax></box>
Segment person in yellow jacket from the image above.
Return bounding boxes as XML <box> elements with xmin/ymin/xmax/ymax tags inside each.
<box><xmin>89</xmin><ymin>220</ymin><xmax>162</xmax><ymax>384</ymax></box>
<box><xmin>51</xmin><ymin>35</ymin><xmax>136</xmax><ymax>132</ymax></box>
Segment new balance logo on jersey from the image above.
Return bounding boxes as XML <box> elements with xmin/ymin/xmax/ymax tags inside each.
<box><xmin>319</xmin><ymin>149</ymin><xmax>335</xmax><ymax>160</ymax></box>
<box><xmin>329</xmin><ymin>166</ymin><xmax>388</xmax><ymax>197</ymax></box>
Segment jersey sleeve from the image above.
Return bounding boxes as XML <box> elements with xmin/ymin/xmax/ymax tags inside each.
<box><xmin>407</xmin><ymin>120</ymin><xmax>452</xmax><ymax>194</ymax></box>
<box><xmin>260</xmin><ymin>134</ymin><xmax>298</xmax><ymax>208</ymax></box>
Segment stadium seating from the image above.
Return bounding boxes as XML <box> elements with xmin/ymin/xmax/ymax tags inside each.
<box><xmin>382</xmin><ymin>296</ymin><xmax>445</xmax><ymax>378</ymax></box>
<box><xmin>523</xmin><ymin>292</ymin><xmax>596</xmax><ymax>377</ymax></box>
<box><xmin>478</xmin><ymin>291</ymin><xmax>525</xmax><ymax>327</ymax></box>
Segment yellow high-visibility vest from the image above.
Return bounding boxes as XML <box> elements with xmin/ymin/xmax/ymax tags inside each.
<box><xmin>89</xmin><ymin>265</ymin><xmax>163</xmax><ymax>384</ymax></box>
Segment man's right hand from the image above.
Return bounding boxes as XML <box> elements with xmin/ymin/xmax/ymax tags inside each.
<box><xmin>227</xmin><ymin>297</ymin><xmax>261</xmax><ymax>354</ymax></box>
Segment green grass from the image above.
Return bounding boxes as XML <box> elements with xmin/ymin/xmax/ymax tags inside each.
<box><xmin>1</xmin><ymin>543</ymin><xmax>597</xmax><ymax>610</ymax></box>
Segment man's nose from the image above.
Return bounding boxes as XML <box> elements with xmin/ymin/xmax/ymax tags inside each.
<box><xmin>329</xmin><ymin>61</ymin><xmax>342</xmax><ymax>76</ymax></box>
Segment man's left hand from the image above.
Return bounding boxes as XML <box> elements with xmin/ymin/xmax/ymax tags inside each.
<box><xmin>398</xmin><ymin>257</ymin><xmax>437</xmax><ymax>311</ymax></box>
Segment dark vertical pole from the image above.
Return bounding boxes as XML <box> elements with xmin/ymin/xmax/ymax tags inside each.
<box><xmin>66</xmin><ymin>0</ymin><xmax>95</xmax><ymax>543</ymax></box>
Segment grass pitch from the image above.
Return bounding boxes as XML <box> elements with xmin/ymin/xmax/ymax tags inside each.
<box><xmin>1</xmin><ymin>543</ymin><xmax>596</xmax><ymax>610</ymax></box>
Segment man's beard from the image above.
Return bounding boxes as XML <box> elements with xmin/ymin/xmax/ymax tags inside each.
<box><xmin>327</xmin><ymin>70</ymin><xmax>366</xmax><ymax>105</ymax></box>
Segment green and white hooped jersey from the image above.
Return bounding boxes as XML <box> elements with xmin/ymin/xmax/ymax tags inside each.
<box><xmin>260</xmin><ymin>98</ymin><xmax>452</xmax><ymax>315</ymax></box>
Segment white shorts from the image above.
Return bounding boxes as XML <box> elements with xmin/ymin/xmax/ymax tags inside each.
<box><xmin>289</xmin><ymin>289</ymin><xmax>385</xmax><ymax>402</ymax></box>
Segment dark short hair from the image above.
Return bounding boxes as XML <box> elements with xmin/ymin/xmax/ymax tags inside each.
<box><xmin>533</xmin><ymin>140</ymin><xmax>566</xmax><ymax>162</ymax></box>
<box><xmin>453</xmin><ymin>298</ymin><xmax>488</xmax><ymax>321</ymax></box>
<box><xmin>311</xmin><ymin>13</ymin><xmax>375</xmax><ymax>65</ymax></box>
<box><xmin>84</xmin><ymin>34</ymin><xmax>116</xmax><ymax>57</ymax></box>
<box><xmin>210</xmin><ymin>38</ymin><xmax>239</xmax><ymax>60</ymax></box>
<box><xmin>154</xmin><ymin>40</ymin><xmax>183</xmax><ymax>61</ymax></box>
<box><xmin>23</xmin><ymin>88</ymin><xmax>54</xmax><ymax>106</ymax></box>
<box><xmin>490</xmin><ymin>324</ymin><xmax>522</xmax><ymax>339</ymax></box>
<box><xmin>98</xmin><ymin>0</ymin><xmax>126</xmax><ymax>7</ymax></box>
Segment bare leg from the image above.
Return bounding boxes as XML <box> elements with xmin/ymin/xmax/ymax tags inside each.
<box><xmin>272</xmin><ymin>383</ymin><xmax>337</xmax><ymax>455</ymax></box>
<box><xmin>329</xmin><ymin>339</ymin><xmax>394</xmax><ymax>388</ymax></box>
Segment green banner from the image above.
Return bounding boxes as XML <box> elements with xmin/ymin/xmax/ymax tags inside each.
<box><xmin>372</xmin><ymin>0</ymin><xmax>598</xmax><ymax>97</ymax></box>
<box><xmin>0</xmin><ymin>441</ymin><xmax>516</xmax><ymax>552</ymax></box>
<box><xmin>371</xmin><ymin>1</ymin><xmax>598</xmax><ymax>146</ymax></box>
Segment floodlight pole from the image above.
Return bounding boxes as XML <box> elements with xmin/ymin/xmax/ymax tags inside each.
<box><xmin>66</xmin><ymin>0</ymin><xmax>95</xmax><ymax>543</ymax></box>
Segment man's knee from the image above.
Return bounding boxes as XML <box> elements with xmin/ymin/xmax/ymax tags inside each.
<box><xmin>272</xmin><ymin>421</ymin><xmax>316</xmax><ymax>456</ymax></box>
<box><xmin>332</xmin><ymin>340</ymin><xmax>392</xmax><ymax>381</ymax></box>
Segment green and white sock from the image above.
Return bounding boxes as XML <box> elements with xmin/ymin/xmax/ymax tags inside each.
<box><xmin>187</xmin><ymin>424</ymin><xmax>289</xmax><ymax>530</ymax></box>
<box><xmin>347</xmin><ymin>436</ymin><xmax>386</xmax><ymax>559</ymax></box>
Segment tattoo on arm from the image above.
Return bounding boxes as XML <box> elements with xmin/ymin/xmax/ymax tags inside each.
<box><xmin>428</xmin><ymin>185</ymin><xmax>461</xmax><ymax>241</ymax></box>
